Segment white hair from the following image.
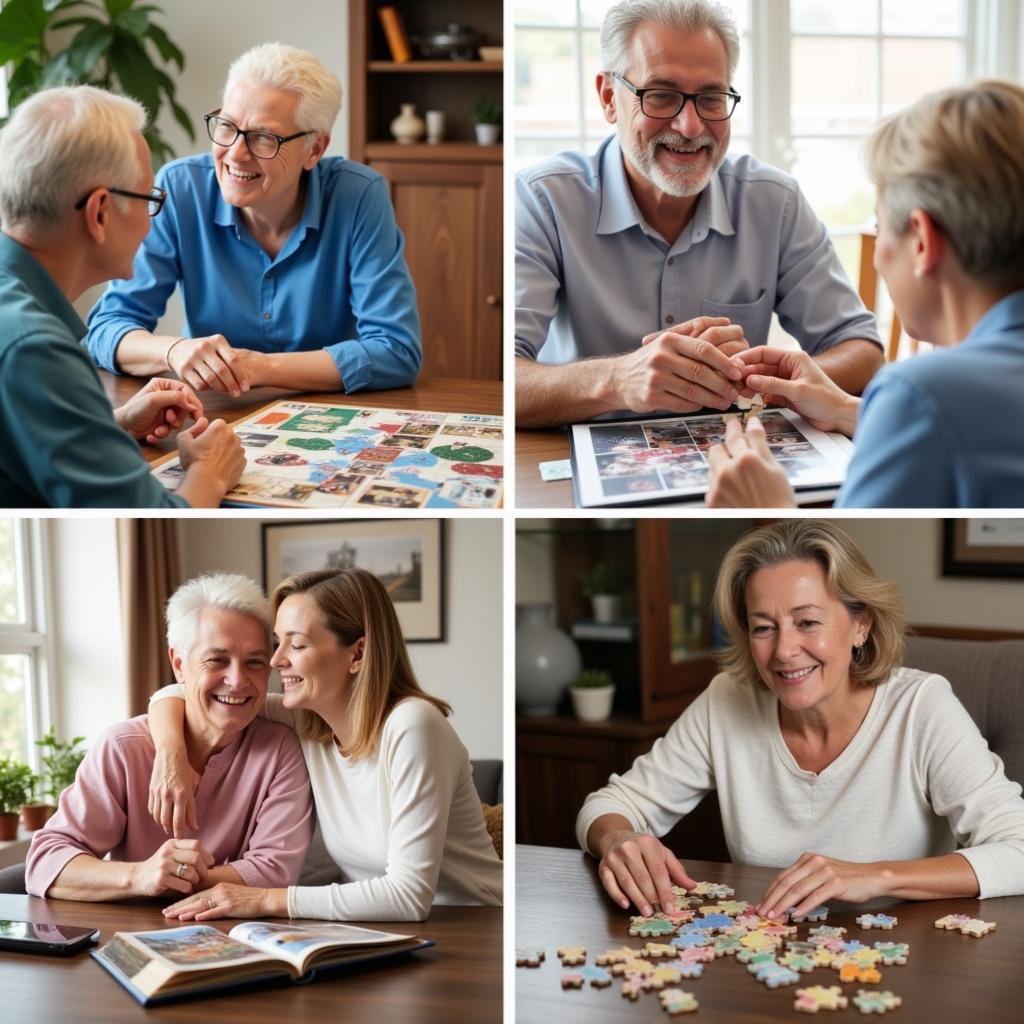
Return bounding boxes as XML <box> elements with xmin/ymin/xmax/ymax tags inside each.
<box><xmin>0</xmin><ymin>85</ymin><xmax>146</xmax><ymax>231</ymax></box>
<box><xmin>165</xmin><ymin>573</ymin><xmax>271</xmax><ymax>658</ymax></box>
<box><xmin>223</xmin><ymin>42</ymin><xmax>342</xmax><ymax>144</ymax></box>
<box><xmin>601</xmin><ymin>0</ymin><xmax>740</xmax><ymax>82</ymax></box>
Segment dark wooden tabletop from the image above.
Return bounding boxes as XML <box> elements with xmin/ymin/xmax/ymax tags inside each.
<box><xmin>515</xmin><ymin>428</ymin><xmax>574</xmax><ymax>508</ymax></box>
<box><xmin>98</xmin><ymin>370</ymin><xmax>504</xmax><ymax>465</ymax></box>
<box><xmin>516</xmin><ymin>844</ymin><xmax>1024</xmax><ymax>1024</ymax></box>
<box><xmin>0</xmin><ymin>893</ymin><xmax>501</xmax><ymax>1023</ymax></box>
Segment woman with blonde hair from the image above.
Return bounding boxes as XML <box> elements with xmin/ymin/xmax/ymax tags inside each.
<box><xmin>147</xmin><ymin>568</ymin><xmax>502</xmax><ymax>922</ymax></box>
<box><xmin>579</xmin><ymin>520</ymin><xmax>1024</xmax><ymax>919</ymax></box>
<box><xmin>707</xmin><ymin>79</ymin><xmax>1024</xmax><ymax>507</ymax></box>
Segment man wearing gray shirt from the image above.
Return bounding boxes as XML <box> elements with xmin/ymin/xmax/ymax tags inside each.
<box><xmin>515</xmin><ymin>0</ymin><xmax>883</xmax><ymax>427</ymax></box>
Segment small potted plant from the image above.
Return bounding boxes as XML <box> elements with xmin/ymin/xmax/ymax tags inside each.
<box><xmin>35</xmin><ymin>727</ymin><xmax>86</xmax><ymax>806</ymax></box>
<box><xmin>580</xmin><ymin>562</ymin><xmax>628</xmax><ymax>624</ymax></box>
<box><xmin>569</xmin><ymin>669</ymin><xmax>615</xmax><ymax>723</ymax></box>
<box><xmin>0</xmin><ymin>757</ymin><xmax>35</xmax><ymax>841</ymax></box>
<box><xmin>472</xmin><ymin>96</ymin><xmax>502</xmax><ymax>145</ymax></box>
<box><xmin>19</xmin><ymin>768</ymin><xmax>54</xmax><ymax>832</ymax></box>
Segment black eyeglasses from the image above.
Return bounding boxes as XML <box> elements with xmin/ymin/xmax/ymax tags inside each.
<box><xmin>74</xmin><ymin>186</ymin><xmax>168</xmax><ymax>217</ymax></box>
<box><xmin>205</xmin><ymin>110</ymin><xmax>315</xmax><ymax>159</ymax></box>
<box><xmin>612</xmin><ymin>72</ymin><xmax>741</xmax><ymax>121</ymax></box>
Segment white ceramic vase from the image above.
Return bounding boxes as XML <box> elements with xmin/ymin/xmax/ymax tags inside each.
<box><xmin>570</xmin><ymin>685</ymin><xmax>615</xmax><ymax>723</ymax></box>
<box><xmin>516</xmin><ymin>604</ymin><xmax>581</xmax><ymax>715</ymax></box>
<box><xmin>391</xmin><ymin>103</ymin><xmax>425</xmax><ymax>144</ymax></box>
<box><xmin>591</xmin><ymin>594</ymin><xmax>623</xmax><ymax>624</ymax></box>
<box><xmin>475</xmin><ymin>122</ymin><xmax>500</xmax><ymax>145</ymax></box>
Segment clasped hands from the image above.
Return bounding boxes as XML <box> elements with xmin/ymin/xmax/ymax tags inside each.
<box><xmin>597</xmin><ymin>830</ymin><xmax>885</xmax><ymax>921</ymax></box>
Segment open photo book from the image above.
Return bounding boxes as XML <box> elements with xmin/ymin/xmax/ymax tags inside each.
<box><xmin>568</xmin><ymin>408</ymin><xmax>854</xmax><ymax>507</ymax></box>
<box><xmin>91</xmin><ymin>921</ymin><xmax>433</xmax><ymax>1006</ymax></box>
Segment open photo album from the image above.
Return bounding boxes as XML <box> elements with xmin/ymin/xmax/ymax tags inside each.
<box><xmin>568</xmin><ymin>409</ymin><xmax>853</xmax><ymax>507</ymax></box>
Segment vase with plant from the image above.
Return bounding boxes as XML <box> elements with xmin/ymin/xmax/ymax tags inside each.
<box><xmin>0</xmin><ymin>757</ymin><xmax>36</xmax><ymax>840</ymax></box>
<box><xmin>35</xmin><ymin>726</ymin><xmax>86</xmax><ymax>804</ymax></box>
<box><xmin>580</xmin><ymin>562</ymin><xmax>627</xmax><ymax>624</ymax></box>
<box><xmin>0</xmin><ymin>0</ymin><xmax>193</xmax><ymax>167</ymax></box>
<box><xmin>569</xmin><ymin>669</ymin><xmax>615</xmax><ymax>723</ymax></box>
<box><xmin>472</xmin><ymin>95</ymin><xmax>501</xmax><ymax>145</ymax></box>
<box><xmin>18</xmin><ymin>766</ymin><xmax>54</xmax><ymax>831</ymax></box>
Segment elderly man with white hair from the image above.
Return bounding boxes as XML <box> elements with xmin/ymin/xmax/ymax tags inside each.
<box><xmin>0</xmin><ymin>86</ymin><xmax>245</xmax><ymax>507</ymax></box>
<box><xmin>515</xmin><ymin>0</ymin><xmax>884</xmax><ymax>427</ymax></box>
<box><xmin>25</xmin><ymin>573</ymin><xmax>313</xmax><ymax>904</ymax></box>
<box><xmin>86</xmin><ymin>42</ymin><xmax>421</xmax><ymax>397</ymax></box>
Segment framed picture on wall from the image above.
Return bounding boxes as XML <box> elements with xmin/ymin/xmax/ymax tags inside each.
<box><xmin>262</xmin><ymin>519</ymin><xmax>445</xmax><ymax>641</ymax></box>
<box><xmin>942</xmin><ymin>519</ymin><xmax>1024</xmax><ymax>579</ymax></box>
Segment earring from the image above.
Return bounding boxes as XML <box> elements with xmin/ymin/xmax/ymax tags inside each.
<box><xmin>913</xmin><ymin>268</ymin><xmax>923</xmax><ymax>280</ymax></box>
<box><xmin>853</xmin><ymin>643</ymin><xmax>864</xmax><ymax>663</ymax></box>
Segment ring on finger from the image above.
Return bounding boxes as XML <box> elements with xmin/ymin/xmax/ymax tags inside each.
<box><xmin>175</xmin><ymin>862</ymin><xmax>188</xmax><ymax>879</ymax></box>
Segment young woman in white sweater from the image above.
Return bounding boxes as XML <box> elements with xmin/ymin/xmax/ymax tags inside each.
<box><xmin>149</xmin><ymin>568</ymin><xmax>502</xmax><ymax>922</ymax></box>
<box><xmin>580</xmin><ymin>520</ymin><xmax>1024</xmax><ymax>920</ymax></box>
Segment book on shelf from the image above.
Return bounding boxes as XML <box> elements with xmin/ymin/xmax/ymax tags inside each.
<box><xmin>571</xmin><ymin>619</ymin><xmax>637</xmax><ymax>641</ymax></box>
<box><xmin>91</xmin><ymin>920</ymin><xmax>432</xmax><ymax>1006</ymax></box>
<box><xmin>378</xmin><ymin>5</ymin><xmax>412</xmax><ymax>62</ymax></box>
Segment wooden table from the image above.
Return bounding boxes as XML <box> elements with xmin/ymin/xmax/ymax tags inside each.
<box><xmin>516</xmin><ymin>845</ymin><xmax>1024</xmax><ymax>1023</ymax></box>
<box><xmin>516</xmin><ymin>428</ymin><xmax>574</xmax><ymax>508</ymax></box>
<box><xmin>98</xmin><ymin>371</ymin><xmax>504</xmax><ymax>465</ymax></box>
<box><xmin>0</xmin><ymin>893</ymin><xmax>500</xmax><ymax>1023</ymax></box>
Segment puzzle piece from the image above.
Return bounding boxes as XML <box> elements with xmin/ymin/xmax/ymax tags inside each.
<box><xmin>673</xmin><ymin>945</ymin><xmax>715</xmax><ymax>966</ymax></box>
<box><xmin>763</xmin><ymin>923</ymin><xmax>798</xmax><ymax>940</ymax></box>
<box><xmin>792</xmin><ymin>905</ymin><xmax>829</xmax><ymax>923</ymax></box>
<box><xmin>673</xmin><ymin>961</ymin><xmax>705</xmax><ymax>979</ymax></box>
<box><xmin>659</xmin><ymin>989</ymin><xmax>699</xmax><ymax>1015</ymax></box>
<box><xmin>811</xmin><ymin>946</ymin><xmax>838</xmax><ymax>968</ymax></box>
<box><xmin>653</xmin><ymin>909</ymin><xmax>696</xmax><ymax>927</ymax></box>
<box><xmin>697</xmin><ymin>912</ymin><xmax>735</xmax><ymax>930</ymax></box>
<box><xmin>708</xmin><ymin>900</ymin><xmax>751</xmax><ymax>916</ymax></box>
<box><xmin>779</xmin><ymin>951</ymin><xmax>817</xmax><ymax>973</ymax></box>
<box><xmin>689</xmin><ymin>881</ymin><xmax>735</xmax><ymax>899</ymax></box>
<box><xmin>596</xmin><ymin>946</ymin><xmax>642</xmax><ymax>966</ymax></box>
<box><xmin>579</xmin><ymin>966</ymin><xmax>612</xmax><ymax>988</ymax></box>
<box><xmin>934</xmin><ymin>915</ymin><xmax>996</xmax><ymax>937</ymax></box>
<box><xmin>848</xmin><ymin>948</ymin><xmax>884</xmax><ymax>969</ymax></box>
<box><xmin>515</xmin><ymin>947</ymin><xmax>544</xmax><ymax>967</ymax></box>
<box><xmin>556</xmin><ymin>945</ymin><xmax>586</xmax><ymax>966</ymax></box>
<box><xmin>711</xmin><ymin>935</ymin><xmax>745</xmax><ymax>957</ymax></box>
<box><xmin>852</xmin><ymin>989</ymin><xmax>903</xmax><ymax>1015</ymax></box>
<box><xmin>872</xmin><ymin>942</ymin><xmax>909</xmax><ymax>965</ymax></box>
<box><xmin>612</xmin><ymin>957</ymin><xmax>656</xmax><ymax>978</ymax></box>
<box><xmin>794</xmin><ymin>985</ymin><xmax>849</xmax><ymax>1013</ymax></box>
<box><xmin>856</xmin><ymin>913</ymin><xmax>898</xmax><ymax>930</ymax></box>
<box><xmin>933</xmin><ymin>914</ymin><xmax>972</xmax><ymax>931</ymax></box>
<box><xmin>744</xmin><ymin>951</ymin><xmax>779</xmax><ymax>972</ymax></box>
<box><xmin>838</xmin><ymin>963</ymin><xmax>882</xmax><ymax>984</ymax></box>
<box><xmin>809</xmin><ymin>926</ymin><xmax>847</xmax><ymax>940</ymax></box>
<box><xmin>629</xmin><ymin>917</ymin><xmax>678</xmax><ymax>938</ymax></box>
<box><xmin>621</xmin><ymin>977</ymin><xmax>645</xmax><ymax>1001</ymax></box>
<box><xmin>740</xmin><ymin>931</ymin><xmax>780</xmax><ymax>954</ymax></box>
<box><xmin>643</xmin><ymin>965</ymin><xmax>683</xmax><ymax>991</ymax></box>
<box><xmin>785</xmin><ymin>941</ymin><xmax>817</xmax><ymax>956</ymax></box>
<box><xmin>561</xmin><ymin>973</ymin><xmax>584</xmax><ymax>989</ymax></box>
<box><xmin>735</xmin><ymin>913</ymin><xmax>776</xmax><ymax>931</ymax></box>
<box><xmin>839</xmin><ymin>940</ymin><xmax>868</xmax><ymax>954</ymax></box>
<box><xmin>671</xmin><ymin>930</ymin><xmax>712</xmax><ymax>950</ymax></box>
<box><xmin>755</xmin><ymin>963</ymin><xmax>802</xmax><ymax>988</ymax></box>
<box><xmin>644</xmin><ymin>942</ymin><xmax>679</xmax><ymax>959</ymax></box>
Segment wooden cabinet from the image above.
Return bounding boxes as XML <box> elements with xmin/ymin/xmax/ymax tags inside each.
<box><xmin>349</xmin><ymin>2</ymin><xmax>503</xmax><ymax>380</ymax></box>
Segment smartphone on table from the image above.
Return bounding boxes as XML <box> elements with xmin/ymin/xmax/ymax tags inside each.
<box><xmin>0</xmin><ymin>919</ymin><xmax>100</xmax><ymax>955</ymax></box>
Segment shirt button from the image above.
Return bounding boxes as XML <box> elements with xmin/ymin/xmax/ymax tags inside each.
<box><xmin>665</xmin><ymin>315</ymin><xmax>674</xmax><ymax>324</ymax></box>
<box><xmin>667</xmin><ymin>257</ymin><xmax>674</xmax><ymax>265</ymax></box>
<box><xmin>263</xmin><ymin>312</ymin><xmax>271</xmax><ymax>320</ymax></box>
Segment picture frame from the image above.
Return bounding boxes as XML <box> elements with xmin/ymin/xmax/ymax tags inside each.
<box><xmin>942</xmin><ymin>519</ymin><xmax>1024</xmax><ymax>579</ymax></box>
<box><xmin>262</xmin><ymin>519</ymin><xmax>445</xmax><ymax>641</ymax></box>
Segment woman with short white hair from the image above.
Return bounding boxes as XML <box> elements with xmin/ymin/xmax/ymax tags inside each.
<box><xmin>86</xmin><ymin>42</ymin><xmax>421</xmax><ymax>397</ymax></box>
<box><xmin>707</xmin><ymin>79</ymin><xmax>1024</xmax><ymax>507</ymax></box>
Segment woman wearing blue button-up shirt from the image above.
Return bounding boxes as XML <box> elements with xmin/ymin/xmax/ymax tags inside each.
<box><xmin>707</xmin><ymin>79</ymin><xmax>1024</xmax><ymax>508</ymax></box>
<box><xmin>86</xmin><ymin>43</ymin><xmax>421</xmax><ymax>398</ymax></box>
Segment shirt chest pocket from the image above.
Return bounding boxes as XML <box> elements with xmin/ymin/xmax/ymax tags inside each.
<box><xmin>701</xmin><ymin>289</ymin><xmax>773</xmax><ymax>347</ymax></box>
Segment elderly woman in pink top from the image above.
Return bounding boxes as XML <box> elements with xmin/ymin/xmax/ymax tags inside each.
<box><xmin>25</xmin><ymin>573</ymin><xmax>313</xmax><ymax>901</ymax></box>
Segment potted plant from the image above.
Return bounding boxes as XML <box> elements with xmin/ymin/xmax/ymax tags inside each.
<box><xmin>580</xmin><ymin>562</ymin><xmax>628</xmax><ymax>624</ymax></box>
<box><xmin>35</xmin><ymin>727</ymin><xmax>86</xmax><ymax>806</ymax></box>
<box><xmin>0</xmin><ymin>757</ymin><xmax>36</xmax><ymax>841</ymax></box>
<box><xmin>472</xmin><ymin>95</ymin><xmax>501</xmax><ymax>145</ymax></box>
<box><xmin>0</xmin><ymin>0</ymin><xmax>193</xmax><ymax>167</ymax></box>
<box><xmin>569</xmin><ymin>669</ymin><xmax>615</xmax><ymax>723</ymax></box>
<box><xmin>19</xmin><ymin>767</ymin><xmax>54</xmax><ymax>831</ymax></box>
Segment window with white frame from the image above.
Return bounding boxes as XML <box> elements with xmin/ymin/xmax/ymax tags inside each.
<box><xmin>0</xmin><ymin>520</ymin><xmax>52</xmax><ymax>770</ymax></box>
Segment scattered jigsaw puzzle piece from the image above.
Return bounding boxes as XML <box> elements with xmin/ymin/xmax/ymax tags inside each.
<box><xmin>779</xmin><ymin>951</ymin><xmax>817</xmax><ymax>973</ymax></box>
<box><xmin>755</xmin><ymin>963</ymin><xmax>802</xmax><ymax>988</ymax></box>
<box><xmin>711</xmin><ymin>935</ymin><xmax>745</xmax><ymax>957</ymax></box>
<box><xmin>697</xmin><ymin>912</ymin><xmax>735</xmax><ymax>930</ymax></box>
<box><xmin>856</xmin><ymin>913</ymin><xmax>898</xmax><ymax>930</ymax></box>
<box><xmin>838</xmin><ymin>963</ymin><xmax>882</xmax><ymax>984</ymax></box>
<box><xmin>643</xmin><ymin>942</ymin><xmax>679</xmax><ymax>959</ymax></box>
<box><xmin>689</xmin><ymin>881</ymin><xmax>735</xmax><ymax>899</ymax></box>
<box><xmin>744</xmin><ymin>952</ymin><xmax>779</xmax><ymax>972</ymax></box>
<box><xmin>659</xmin><ymin>988</ymin><xmax>699</xmax><ymax>1015</ymax></box>
<box><xmin>621</xmin><ymin>977</ymin><xmax>644</xmax><ymax>1001</ymax></box>
<box><xmin>671</xmin><ymin>930</ymin><xmax>712</xmax><ymax>950</ymax></box>
<box><xmin>643</xmin><ymin>965</ymin><xmax>683</xmax><ymax>991</ymax></box>
<box><xmin>595</xmin><ymin>946</ymin><xmax>642</xmax><ymax>966</ymax></box>
<box><xmin>560</xmin><ymin>973</ymin><xmax>584</xmax><ymax>990</ymax></box>
<box><xmin>809</xmin><ymin>926</ymin><xmax>848</xmax><ymax>940</ymax></box>
<box><xmin>556</xmin><ymin>945</ymin><xmax>586</xmax><ymax>966</ymax></box>
<box><xmin>612</xmin><ymin>957</ymin><xmax>655</xmax><ymax>978</ymax></box>
<box><xmin>791</xmin><ymin>905</ymin><xmax>829</xmax><ymax>923</ymax></box>
<box><xmin>872</xmin><ymin>942</ymin><xmax>909</xmax><ymax>965</ymax></box>
<box><xmin>852</xmin><ymin>989</ymin><xmax>903</xmax><ymax>1015</ymax></box>
<box><xmin>933</xmin><ymin>914</ymin><xmax>972</xmax><ymax>931</ymax></box>
<box><xmin>794</xmin><ymin>985</ymin><xmax>849</xmax><ymax>1013</ymax></box>
<box><xmin>708</xmin><ymin>900</ymin><xmax>750</xmax><ymax>916</ymax></box>
<box><xmin>578</xmin><ymin>966</ymin><xmax>612</xmax><ymax>988</ymax></box>
<box><xmin>515</xmin><ymin>947</ymin><xmax>544</xmax><ymax>967</ymax></box>
<box><xmin>960</xmin><ymin>918</ymin><xmax>997</xmax><ymax>938</ymax></box>
<box><xmin>629</xmin><ymin>917</ymin><xmax>678</xmax><ymax>938</ymax></box>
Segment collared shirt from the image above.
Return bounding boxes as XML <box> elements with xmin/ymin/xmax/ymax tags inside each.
<box><xmin>86</xmin><ymin>154</ymin><xmax>421</xmax><ymax>392</ymax></box>
<box><xmin>0</xmin><ymin>233</ymin><xmax>187</xmax><ymax>508</ymax></box>
<box><xmin>837</xmin><ymin>289</ymin><xmax>1024</xmax><ymax>508</ymax></box>
<box><xmin>515</xmin><ymin>135</ymin><xmax>881</xmax><ymax>364</ymax></box>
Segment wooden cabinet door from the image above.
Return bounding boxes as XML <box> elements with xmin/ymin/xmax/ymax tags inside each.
<box><xmin>373</xmin><ymin>159</ymin><xmax>502</xmax><ymax>380</ymax></box>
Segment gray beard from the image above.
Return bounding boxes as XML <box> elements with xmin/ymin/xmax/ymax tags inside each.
<box><xmin>619</xmin><ymin>126</ymin><xmax>725</xmax><ymax>197</ymax></box>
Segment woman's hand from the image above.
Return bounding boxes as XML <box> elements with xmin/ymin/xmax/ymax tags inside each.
<box><xmin>735</xmin><ymin>346</ymin><xmax>859</xmax><ymax>435</ymax></box>
<box><xmin>168</xmin><ymin>334</ymin><xmax>261</xmax><ymax>396</ymax></box>
<box><xmin>596</xmin><ymin>828</ymin><xmax>697</xmax><ymax>917</ymax></box>
<box><xmin>114</xmin><ymin>377</ymin><xmax>203</xmax><ymax>443</ymax></box>
<box><xmin>705</xmin><ymin>415</ymin><xmax>798</xmax><ymax>508</ymax></box>
<box><xmin>756</xmin><ymin>852</ymin><xmax>886</xmax><ymax>920</ymax></box>
<box><xmin>148</xmin><ymin>746</ymin><xmax>200</xmax><ymax>838</ymax></box>
<box><xmin>131</xmin><ymin>838</ymin><xmax>214</xmax><ymax>897</ymax></box>
<box><xmin>162</xmin><ymin>882</ymin><xmax>288</xmax><ymax>921</ymax></box>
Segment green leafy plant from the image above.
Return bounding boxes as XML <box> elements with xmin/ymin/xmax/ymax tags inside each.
<box><xmin>0</xmin><ymin>0</ymin><xmax>193</xmax><ymax>166</ymax></box>
<box><xmin>0</xmin><ymin>757</ymin><xmax>36</xmax><ymax>813</ymax></box>
<box><xmin>570</xmin><ymin>669</ymin><xmax>613</xmax><ymax>690</ymax></box>
<box><xmin>35</xmin><ymin>726</ymin><xmax>86</xmax><ymax>801</ymax></box>
<box><xmin>580</xmin><ymin>561</ymin><xmax>628</xmax><ymax>597</ymax></box>
<box><xmin>471</xmin><ymin>95</ymin><xmax>501</xmax><ymax>125</ymax></box>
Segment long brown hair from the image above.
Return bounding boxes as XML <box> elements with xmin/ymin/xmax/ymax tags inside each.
<box><xmin>272</xmin><ymin>568</ymin><xmax>451</xmax><ymax>760</ymax></box>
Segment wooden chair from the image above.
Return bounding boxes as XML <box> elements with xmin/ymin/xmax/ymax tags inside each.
<box><xmin>858</xmin><ymin>231</ymin><xmax>919</xmax><ymax>362</ymax></box>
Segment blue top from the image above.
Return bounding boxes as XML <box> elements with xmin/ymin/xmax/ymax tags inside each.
<box><xmin>0</xmin><ymin>234</ymin><xmax>187</xmax><ymax>508</ymax></box>
<box><xmin>85</xmin><ymin>155</ymin><xmax>421</xmax><ymax>392</ymax></box>
<box><xmin>837</xmin><ymin>289</ymin><xmax>1024</xmax><ymax>508</ymax></box>
<box><xmin>515</xmin><ymin>135</ymin><xmax>881</xmax><ymax>364</ymax></box>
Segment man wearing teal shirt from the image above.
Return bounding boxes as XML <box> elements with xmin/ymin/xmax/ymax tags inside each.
<box><xmin>0</xmin><ymin>86</ymin><xmax>244</xmax><ymax>508</ymax></box>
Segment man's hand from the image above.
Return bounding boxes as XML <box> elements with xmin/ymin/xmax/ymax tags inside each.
<box><xmin>168</xmin><ymin>334</ymin><xmax>261</xmax><ymax>397</ymax></box>
<box><xmin>162</xmin><ymin>882</ymin><xmax>288</xmax><ymax>921</ymax></box>
<box><xmin>756</xmin><ymin>852</ymin><xmax>886</xmax><ymax>920</ymax></box>
<box><xmin>130</xmin><ymin>838</ymin><xmax>215</xmax><ymax>897</ymax></box>
<box><xmin>596</xmin><ymin>828</ymin><xmax>697</xmax><ymax>916</ymax></box>
<box><xmin>176</xmin><ymin>418</ymin><xmax>245</xmax><ymax>487</ymax></box>
<box><xmin>642</xmin><ymin>315</ymin><xmax>750</xmax><ymax>359</ymax></box>
<box><xmin>705</xmin><ymin>415</ymin><xmax>797</xmax><ymax>508</ymax></box>
<box><xmin>612</xmin><ymin>317</ymin><xmax>746</xmax><ymax>414</ymax></box>
<box><xmin>148</xmin><ymin>746</ymin><xmax>200</xmax><ymax>838</ymax></box>
<box><xmin>114</xmin><ymin>378</ymin><xmax>203</xmax><ymax>443</ymax></box>
<box><xmin>736</xmin><ymin>346</ymin><xmax>859</xmax><ymax>436</ymax></box>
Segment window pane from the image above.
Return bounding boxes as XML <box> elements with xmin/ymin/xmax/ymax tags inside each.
<box><xmin>790</xmin><ymin>138</ymin><xmax>875</xmax><ymax>231</ymax></box>
<box><xmin>882</xmin><ymin>0</ymin><xmax>963</xmax><ymax>36</ymax></box>
<box><xmin>881</xmin><ymin>39</ymin><xmax>962</xmax><ymax>116</ymax></box>
<box><xmin>792</xmin><ymin>38</ymin><xmax>877</xmax><ymax>133</ymax></box>
<box><xmin>0</xmin><ymin>519</ymin><xmax>23</xmax><ymax>624</ymax></box>
<box><xmin>580</xmin><ymin>0</ymin><xmax>609</xmax><ymax>28</ymax></box>
<box><xmin>791</xmin><ymin>0</ymin><xmax>877</xmax><ymax>34</ymax></box>
<box><xmin>515</xmin><ymin>29</ymin><xmax>579</xmax><ymax>136</ymax></box>
<box><xmin>514</xmin><ymin>137</ymin><xmax>580</xmax><ymax>170</ymax></box>
<box><xmin>0</xmin><ymin>653</ymin><xmax>30</xmax><ymax>762</ymax></box>
<box><xmin>515</xmin><ymin>0</ymin><xmax>578</xmax><ymax>26</ymax></box>
<box><xmin>582</xmin><ymin>29</ymin><xmax>608</xmax><ymax>136</ymax></box>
